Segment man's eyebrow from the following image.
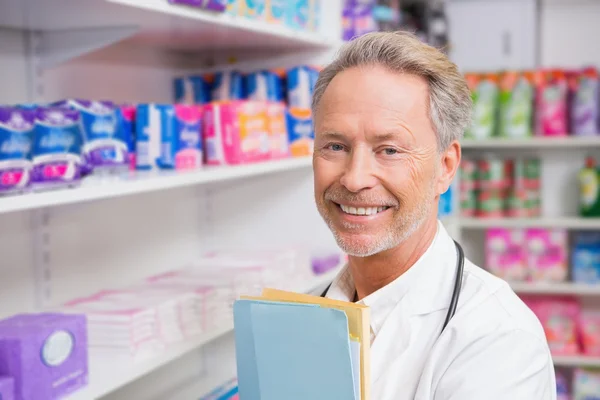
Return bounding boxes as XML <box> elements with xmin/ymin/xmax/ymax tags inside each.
<box><xmin>318</xmin><ymin>131</ymin><xmax>348</xmax><ymax>140</ymax></box>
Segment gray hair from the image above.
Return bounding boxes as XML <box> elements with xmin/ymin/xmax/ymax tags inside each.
<box><xmin>311</xmin><ymin>31</ymin><xmax>472</xmax><ymax>151</ymax></box>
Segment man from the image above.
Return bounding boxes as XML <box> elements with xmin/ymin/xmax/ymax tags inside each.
<box><xmin>313</xmin><ymin>31</ymin><xmax>556</xmax><ymax>399</ymax></box>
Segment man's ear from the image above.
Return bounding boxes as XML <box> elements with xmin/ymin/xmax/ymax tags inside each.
<box><xmin>437</xmin><ymin>140</ymin><xmax>461</xmax><ymax>195</ymax></box>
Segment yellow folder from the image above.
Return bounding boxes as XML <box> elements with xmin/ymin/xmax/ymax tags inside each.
<box><xmin>255</xmin><ymin>288</ymin><xmax>371</xmax><ymax>400</ymax></box>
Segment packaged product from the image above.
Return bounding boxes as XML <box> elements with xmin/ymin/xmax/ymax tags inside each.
<box><xmin>534</xmin><ymin>69</ymin><xmax>569</xmax><ymax>136</ymax></box>
<box><xmin>571</xmin><ymin>232</ymin><xmax>600</xmax><ymax>284</ymax></box>
<box><xmin>485</xmin><ymin>228</ymin><xmax>527</xmax><ymax>281</ymax></box>
<box><xmin>525</xmin><ymin>228</ymin><xmax>568</xmax><ymax>282</ymax></box>
<box><xmin>574</xmin><ymin>368</ymin><xmax>600</xmax><ymax>400</ymax></box>
<box><xmin>0</xmin><ymin>107</ymin><xmax>35</xmax><ymax>194</ymax></box>
<box><xmin>569</xmin><ymin>67</ymin><xmax>600</xmax><ymax>136</ymax></box>
<box><xmin>580</xmin><ymin>311</ymin><xmax>600</xmax><ymax>356</ymax></box>
<box><xmin>464</xmin><ymin>72</ymin><xmax>499</xmax><ymax>140</ymax></box>
<box><xmin>497</xmin><ymin>71</ymin><xmax>534</xmax><ymax>138</ymax></box>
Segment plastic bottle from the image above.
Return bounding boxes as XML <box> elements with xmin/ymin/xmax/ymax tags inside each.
<box><xmin>578</xmin><ymin>156</ymin><xmax>600</xmax><ymax>217</ymax></box>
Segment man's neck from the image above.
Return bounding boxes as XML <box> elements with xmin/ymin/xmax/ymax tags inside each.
<box><xmin>348</xmin><ymin>216</ymin><xmax>439</xmax><ymax>301</ymax></box>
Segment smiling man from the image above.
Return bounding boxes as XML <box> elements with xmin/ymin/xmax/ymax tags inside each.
<box><xmin>313</xmin><ymin>31</ymin><xmax>556</xmax><ymax>399</ymax></box>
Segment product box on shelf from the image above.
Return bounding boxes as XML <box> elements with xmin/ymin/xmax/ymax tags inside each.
<box><xmin>203</xmin><ymin>100</ymin><xmax>270</xmax><ymax>165</ymax></box>
<box><xmin>0</xmin><ymin>313</ymin><xmax>88</xmax><ymax>400</ymax></box>
<box><xmin>244</xmin><ymin>70</ymin><xmax>285</xmax><ymax>103</ymax></box>
<box><xmin>485</xmin><ymin>228</ymin><xmax>527</xmax><ymax>281</ymax></box>
<box><xmin>286</xmin><ymin>65</ymin><xmax>320</xmax><ymax>109</ymax></box>
<box><xmin>31</xmin><ymin>107</ymin><xmax>84</xmax><ymax>190</ymax></box>
<box><xmin>210</xmin><ymin>71</ymin><xmax>245</xmax><ymax>102</ymax></box>
<box><xmin>174</xmin><ymin>75</ymin><xmax>212</xmax><ymax>105</ymax></box>
<box><xmin>525</xmin><ymin>228</ymin><xmax>568</xmax><ymax>282</ymax></box>
<box><xmin>53</xmin><ymin>99</ymin><xmax>128</xmax><ymax>173</ymax></box>
<box><xmin>266</xmin><ymin>102</ymin><xmax>290</xmax><ymax>159</ymax></box>
<box><xmin>574</xmin><ymin>368</ymin><xmax>600</xmax><ymax>399</ymax></box>
<box><xmin>286</xmin><ymin>107</ymin><xmax>314</xmax><ymax>157</ymax></box>
<box><xmin>240</xmin><ymin>0</ymin><xmax>267</xmax><ymax>20</ymax></box>
<box><xmin>534</xmin><ymin>69</ymin><xmax>569</xmax><ymax>136</ymax></box>
<box><xmin>136</xmin><ymin>103</ymin><xmax>202</xmax><ymax>171</ymax></box>
<box><xmin>569</xmin><ymin>67</ymin><xmax>600</xmax><ymax>136</ymax></box>
<box><xmin>497</xmin><ymin>71</ymin><xmax>534</xmax><ymax>138</ymax></box>
<box><xmin>571</xmin><ymin>232</ymin><xmax>600</xmax><ymax>284</ymax></box>
<box><xmin>266</xmin><ymin>0</ymin><xmax>286</xmax><ymax>25</ymax></box>
<box><xmin>580</xmin><ymin>310</ymin><xmax>600</xmax><ymax>356</ymax></box>
<box><xmin>115</xmin><ymin>105</ymin><xmax>137</xmax><ymax>171</ymax></box>
<box><xmin>0</xmin><ymin>376</ymin><xmax>14</xmax><ymax>400</ymax></box>
<box><xmin>464</xmin><ymin>73</ymin><xmax>499</xmax><ymax>140</ymax></box>
<box><xmin>0</xmin><ymin>107</ymin><xmax>35</xmax><ymax>195</ymax></box>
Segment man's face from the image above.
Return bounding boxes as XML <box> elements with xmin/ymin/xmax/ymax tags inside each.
<box><xmin>313</xmin><ymin>66</ymin><xmax>441</xmax><ymax>257</ymax></box>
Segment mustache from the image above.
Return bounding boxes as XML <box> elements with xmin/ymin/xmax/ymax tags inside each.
<box><xmin>324</xmin><ymin>187</ymin><xmax>399</xmax><ymax>207</ymax></box>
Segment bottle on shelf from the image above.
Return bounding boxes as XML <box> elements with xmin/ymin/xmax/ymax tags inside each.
<box><xmin>578</xmin><ymin>156</ymin><xmax>600</xmax><ymax>217</ymax></box>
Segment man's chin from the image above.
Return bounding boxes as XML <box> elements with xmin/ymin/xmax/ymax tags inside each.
<box><xmin>334</xmin><ymin>233</ymin><xmax>392</xmax><ymax>258</ymax></box>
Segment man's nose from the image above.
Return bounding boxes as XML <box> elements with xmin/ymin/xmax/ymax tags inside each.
<box><xmin>339</xmin><ymin>149</ymin><xmax>378</xmax><ymax>193</ymax></box>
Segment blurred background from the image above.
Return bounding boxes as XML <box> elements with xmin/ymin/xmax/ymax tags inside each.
<box><xmin>0</xmin><ymin>0</ymin><xmax>596</xmax><ymax>399</ymax></box>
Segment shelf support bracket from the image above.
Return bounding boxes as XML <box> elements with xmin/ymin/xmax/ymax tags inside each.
<box><xmin>35</xmin><ymin>25</ymin><xmax>139</xmax><ymax>69</ymax></box>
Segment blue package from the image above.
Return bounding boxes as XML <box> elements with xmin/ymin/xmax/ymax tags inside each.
<box><xmin>572</xmin><ymin>232</ymin><xmax>600</xmax><ymax>283</ymax></box>
<box><xmin>286</xmin><ymin>0</ymin><xmax>310</xmax><ymax>30</ymax></box>
<box><xmin>0</xmin><ymin>107</ymin><xmax>35</xmax><ymax>194</ymax></box>
<box><xmin>115</xmin><ymin>105</ymin><xmax>136</xmax><ymax>170</ymax></box>
<box><xmin>244</xmin><ymin>70</ymin><xmax>284</xmax><ymax>102</ymax></box>
<box><xmin>210</xmin><ymin>71</ymin><xmax>244</xmax><ymax>101</ymax></box>
<box><xmin>287</xmin><ymin>66</ymin><xmax>320</xmax><ymax>109</ymax></box>
<box><xmin>31</xmin><ymin>107</ymin><xmax>84</xmax><ymax>189</ymax></box>
<box><xmin>53</xmin><ymin>99</ymin><xmax>127</xmax><ymax>172</ymax></box>
<box><xmin>174</xmin><ymin>76</ymin><xmax>211</xmax><ymax>104</ymax></box>
<box><xmin>135</xmin><ymin>104</ymin><xmax>202</xmax><ymax>171</ymax></box>
<box><xmin>438</xmin><ymin>186</ymin><xmax>453</xmax><ymax>217</ymax></box>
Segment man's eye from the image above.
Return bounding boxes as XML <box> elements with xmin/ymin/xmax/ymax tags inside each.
<box><xmin>329</xmin><ymin>144</ymin><xmax>345</xmax><ymax>151</ymax></box>
<box><xmin>384</xmin><ymin>148</ymin><xmax>398</xmax><ymax>155</ymax></box>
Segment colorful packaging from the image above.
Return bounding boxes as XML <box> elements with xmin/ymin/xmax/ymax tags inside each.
<box><xmin>210</xmin><ymin>71</ymin><xmax>244</xmax><ymax>102</ymax></box>
<box><xmin>580</xmin><ymin>311</ymin><xmax>600</xmax><ymax>356</ymax></box>
<box><xmin>477</xmin><ymin>189</ymin><xmax>504</xmax><ymax>218</ymax></box>
<box><xmin>203</xmin><ymin>101</ymin><xmax>270</xmax><ymax>165</ymax></box>
<box><xmin>574</xmin><ymin>368</ymin><xmax>600</xmax><ymax>400</ymax></box>
<box><xmin>477</xmin><ymin>157</ymin><xmax>509</xmax><ymax>190</ymax></box>
<box><xmin>485</xmin><ymin>229</ymin><xmax>527</xmax><ymax>281</ymax></box>
<box><xmin>534</xmin><ymin>69</ymin><xmax>569</xmax><ymax>136</ymax></box>
<box><xmin>497</xmin><ymin>71</ymin><xmax>534</xmax><ymax>138</ymax></box>
<box><xmin>460</xmin><ymin>159</ymin><xmax>477</xmax><ymax>216</ymax></box>
<box><xmin>168</xmin><ymin>0</ymin><xmax>228</xmax><ymax>11</ymax></box>
<box><xmin>174</xmin><ymin>76</ymin><xmax>211</xmax><ymax>105</ymax></box>
<box><xmin>286</xmin><ymin>107</ymin><xmax>313</xmax><ymax>157</ymax></box>
<box><xmin>569</xmin><ymin>67</ymin><xmax>600</xmax><ymax>136</ymax></box>
<box><xmin>31</xmin><ymin>108</ymin><xmax>84</xmax><ymax>189</ymax></box>
<box><xmin>523</xmin><ymin>297</ymin><xmax>580</xmax><ymax>356</ymax></box>
<box><xmin>116</xmin><ymin>105</ymin><xmax>137</xmax><ymax>171</ymax></box>
<box><xmin>244</xmin><ymin>70</ymin><xmax>284</xmax><ymax>102</ymax></box>
<box><xmin>266</xmin><ymin>0</ymin><xmax>286</xmax><ymax>25</ymax></box>
<box><xmin>525</xmin><ymin>228</ymin><xmax>568</xmax><ymax>282</ymax></box>
<box><xmin>0</xmin><ymin>313</ymin><xmax>88</xmax><ymax>400</ymax></box>
<box><xmin>555</xmin><ymin>370</ymin><xmax>570</xmax><ymax>400</ymax></box>
<box><xmin>135</xmin><ymin>104</ymin><xmax>171</xmax><ymax>171</ymax></box>
<box><xmin>0</xmin><ymin>377</ymin><xmax>14</xmax><ymax>400</ymax></box>
<box><xmin>571</xmin><ymin>232</ymin><xmax>600</xmax><ymax>284</ymax></box>
<box><xmin>266</xmin><ymin>102</ymin><xmax>289</xmax><ymax>159</ymax></box>
<box><xmin>505</xmin><ymin>158</ymin><xmax>540</xmax><ymax>217</ymax></box>
<box><xmin>225</xmin><ymin>0</ymin><xmax>238</xmax><ymax>14</ymax></box>
<box><xmin>172</xmin><ymin>105</ymin><xmax>203</xmax><ymax>170</ymax></box>
<box><xmin>460</xmin><ymin>187</ymin><xmax>476</xmax><ymax>217</ymax></box>
<box><xmin>0</xmin><ymin>107</ymin><xmax>35</xmax><ymax>194</ymax></box>
<box><xmin>286</xmin><ymin>66</ymin><xmax>320</xmax><ymax>109</ymax></box>
<box><xmin>342</xmin><ymin>0</ymin><xmax>356</xmax><ymax>41</ymax></box>
<box><xmin>241</xmin><ymin>0</ymin><xmax>266</xmax><ymax>19</ymax></box>
<box><xmin>53</xmin><ymin>99</ymin><xmax>128</xmax><ymax>173</ymax></box>
<box><xmin>578</xmin><ymin>156</ymin><xmax>600</xmax><ymax>217</ymax></box>
<box><xmin>438</xmin><ymin>185</ymin><xmax>453</xmax><ymax>217</ymax></box>
<box><xmin>348</xmin><ymin>0</ymin><xmax>377</xmax><ymax>37</ymax></box>
<box><xmin>464</xmin><ymin>73</ymin><xmax>499</xmax><ymax>140</ymax></box>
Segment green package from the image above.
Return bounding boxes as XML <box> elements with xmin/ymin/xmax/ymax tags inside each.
<box><xmin>498</xmin><ymin>71</ymin><xmax>534</xmax><ymax>138</ymax></box>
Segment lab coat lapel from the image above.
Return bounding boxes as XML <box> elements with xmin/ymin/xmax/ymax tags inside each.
<box><xmin>369</xmin><ymin>224</ymin><xmax>459</xmax><ymax>386</ymax></box>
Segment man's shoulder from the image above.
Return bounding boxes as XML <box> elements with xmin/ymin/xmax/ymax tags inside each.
<box><xmin>454</xmin><ymin>259</ymin><xmax>547</xmax><ymax>344</ymax></box>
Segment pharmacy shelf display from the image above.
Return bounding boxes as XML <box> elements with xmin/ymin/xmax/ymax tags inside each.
<box><xmin>461</xmin><ymin>136</ymin><xmax>600</xmax><ymax>149</ymax></box>
<box><xmin>460</xmin><ymin>217</ymin><xmax>600</xmax><ymax>230</ymax></box>
<box><xmin>0</xmin><ymin>158</ymin><xmax>312</xmax><ymax>215</ymax></box>
<box><xmin>66</xmin><ymin>267</ymin><xmax>340</xmax><ymax>400</ymax></box>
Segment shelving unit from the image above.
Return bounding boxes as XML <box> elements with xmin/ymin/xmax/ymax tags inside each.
<box><xmin>510</xmin><ymin>282</ymin><xmax>600</xmax><ymax>296</ymax></box>
<box><xmin>460</xmin><ymin>217</ymin><xmax>600</xmax><ymax>229</ymax></box>
<box><xmin>0</xmin><ymin>157</ymin><xmax>312</xmax><ymax>215</ymax></box>
<box><xmin>553</xmin><ymin>355</ymin><xmax>600</xmax><ymax>368</ymax></box>
<box><xmin>461</xmin><ymin>136</ymin><xmax>600</xmax><ymax>149</ymax></box>
<box><xmin>65</xmin><ymin>268</ymin><xmax>339</xmax><ymax>400</ymax></box>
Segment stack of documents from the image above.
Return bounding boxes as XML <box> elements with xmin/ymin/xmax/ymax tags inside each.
<box><xmin>233</xmin><ymin>288</ymin><xmax>371</xmax><ymax>400</ymax></box>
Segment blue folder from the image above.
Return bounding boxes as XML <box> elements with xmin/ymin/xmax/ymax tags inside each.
<box><xmin>233</xmin><ymin>299</ymin><xmax>357</xmax><ymax>400</ymax></box>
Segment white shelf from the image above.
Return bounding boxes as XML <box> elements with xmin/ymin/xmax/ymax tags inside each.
<box><xmin>460</xmin><ymin>217</ymin><xmax>600</xmax><ymax>230</ymax></box>
<box><xmin>67</xmin><ymin>268</ymin><xmax>341</xmax><ymax>400</ymax></box>
<box><xmin>553</xmin><ymin>355</ymin><xmax>600</xmax><ymax>368</ymax></box>
<box><xmin>510</xmin><ymin>282</ymin><xmax>600</xmax><ymax>296</ymax></box>
<box><xmin>0</xmin><ymin>0</ymin><xmax>340</xmax><ymax>53</ymax></box>
<box><xmin>0</xmin><ymin>157</ymin><xmax>312</xmax><ymax>215</ymax></box>
<box><xmin>461</xmin><ymin>136</ymin><xmax>600</xmax><ymax>149</ymax></box>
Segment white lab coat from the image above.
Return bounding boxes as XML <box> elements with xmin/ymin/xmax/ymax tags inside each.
<box><xmin>325</xmin><ymin>221</ymin><xmax>556</xmax><ymax>400</ymax></box>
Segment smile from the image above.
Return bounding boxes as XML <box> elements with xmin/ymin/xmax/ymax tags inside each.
<box><xmin>338</xmin><ymin>204</ymin><xmax>391</xmax><ymax>216</ymax></box>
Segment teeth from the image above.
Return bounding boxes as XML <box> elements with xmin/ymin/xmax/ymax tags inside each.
<box><xmin>340</xmin><ymin>204</ymin><xmax>388</xmax><ymax>216</ymax></box>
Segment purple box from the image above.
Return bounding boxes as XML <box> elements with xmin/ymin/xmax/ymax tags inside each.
<box><xmin>168</xmin><ymin>0</ymin><xmax>226</xmax><ymax>12</ymax></box>
<box><xmin>0</xmin><ymin>313</ymin><xmax>88</xmax><ymax>400</ymax></box>
<box><xmin>0</xmin><ymin>376</ymin><xmax>14</xmax><ymax>400</ymax></box>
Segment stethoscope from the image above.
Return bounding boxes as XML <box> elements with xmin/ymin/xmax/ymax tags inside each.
<box><xmin>320</xmin><ymin>240</ymin><xmax>465</xmax><ymax>336</ymax></box>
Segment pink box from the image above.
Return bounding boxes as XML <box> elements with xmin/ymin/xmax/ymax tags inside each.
<box><xmin>203</xmin><ymin>101</ymin><xmax>270</xmax><ymax>165</ymax></box>
<box><xmin>525</xmin><ymin>228</ymin><xmax>568</xmax><ymax>282</ymax></box>
<box><xmin>266</xmin><ymin>102</ymin><xmax>290</xmax><ymax>160</ymax></box>
<box><xmin>485</xmin><ymin>228</ymin><xmax>527</xmax><ymax>281</ymax></box>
